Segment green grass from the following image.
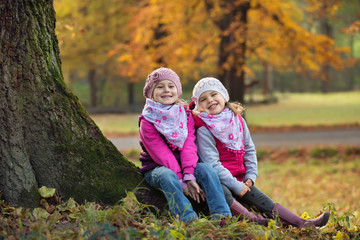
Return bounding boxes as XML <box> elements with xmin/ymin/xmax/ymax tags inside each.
<box><xmin>91</xmin><ymin>113</ymin><xmax>140</xmax><ymax>135</ymax></box>
<box><xmin>91</xmin><ymin>91</ymin><xmax>360</xmax><ymax>135</ymax></box>
<box><xmin>256</xmin><ymin>158</ymin><xmax>360</xmax><ymax>216</ymax></box>
<box><xmin>245</xmin><ymin>91</ymin><xmax>360</xmax><ymax>127</ymax></box>
<box><xmin>2</xmin><ymin>156</ymin><xmax>359</xmax><ymax>239</ymax></box>
<box><xmin>123</xmin><ymin>145</ymin><xmax>360</xmax><ymax>216</ymax></box>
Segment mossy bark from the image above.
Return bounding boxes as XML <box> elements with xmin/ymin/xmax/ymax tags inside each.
<box><xmin>0</xmin><ymin>0</ymin><xmax>149</xmax><ymax>207</ymax></box>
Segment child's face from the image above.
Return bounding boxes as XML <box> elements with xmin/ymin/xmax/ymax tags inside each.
<box><xmin>198</xmin><ymin>90</ymin><xmax>226</xmax><ymax>115</ymax></box>
<box><xmin>152</xmin><ymin>80</ymin><xmax>179</xmax><ymax>105</ymax></box>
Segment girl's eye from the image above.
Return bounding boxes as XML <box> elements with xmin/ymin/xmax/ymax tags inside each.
<box><xmin>211</xmin><ymin>93</ymin><xmax>217</xmax><ymax>97</ymax></box>
<box><xmin>169</xmin><ymin>85</ymin><xmax>174</xmax><ymax>88</ymax></box>
<box><xmin>200</xmin><ymin>98</ymin><xmax>206</xmax><ymax>102</ymax></box>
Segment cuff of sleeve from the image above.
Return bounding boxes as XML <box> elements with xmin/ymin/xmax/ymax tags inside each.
<box><xmin>233</xmin><ymin>182</ymin><xmax>244</xmax><ymax>196</ymax></box>
<box><xmin>179</xmin><ymin>179</ymin><xmax>188</xmax><ymax>190</ymax></box>
<box><xmin>183</xmin><ymin>174</ymin><xmax>196</xmax><ymax>182</ymax></box>
<box><xmin>244</xmin><ymin>174</ymin><xmax>257</xmax><ymax>185</ymax></box>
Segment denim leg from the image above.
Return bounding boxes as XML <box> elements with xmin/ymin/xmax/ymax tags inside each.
<box><xmin>144</xmin><ymin>166</ymin><xmax>198</xmax><ymax>222</ymax></box>
<box><xmin>195</xmin><ymin>163</ymin><xmax>232</xmax><ymax>219</ymax></box>
<box><xmin>236</xmin><ymin>185</ymin><xmax>275</xmax><ymax>214</ymax></box>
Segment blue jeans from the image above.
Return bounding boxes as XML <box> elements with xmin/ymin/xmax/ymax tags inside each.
<box><xmin>144</xmin><ymin>163</ymin><xmax>231</xmax><ymax>222</ymax></box>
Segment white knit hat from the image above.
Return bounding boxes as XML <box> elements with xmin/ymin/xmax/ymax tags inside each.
<box><xmin>192</xmin><ymin>77</ymin><xmax>229</xmax><ymax>109</ymax></box>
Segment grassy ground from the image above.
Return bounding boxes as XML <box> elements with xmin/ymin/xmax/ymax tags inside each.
<box><xmin>91</xmin><ymin>113</ymin><xmax>140</xmax><ymax>136</ymax></box>
<box><xmin>256</xmin><ymin>156</ymin><xmax>360</xmax><ymax>216</ymax></box>
<box><xmin>2</xmin><ymin>92</ymin><xmax>359</xmax><ymax>239</ymax></box>
<box><xmin>91</xmin><ymin>91</ymin><xmax>360</xmax><ymax>136</ymax></box>
<box><xmin>1</xmin><ymin>151</ymin><xmax>359</xmax><ymax>239</ymax></box>
<box><xmin>245</xmin><ymin>92</ymin><xmax>360</xmax><ymax>127</ymax></box>
<box><xmin>123</xmin><ymin>145</ymin><xmax>360</xmax><ymax>216</ymax></box>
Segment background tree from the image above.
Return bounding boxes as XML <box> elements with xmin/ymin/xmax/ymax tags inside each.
<box><xmin>204</xmin><ymin>0</ymin><xmax>250</xmax><ymax>103</ymax></box>
<box><xmin>0</xmin><ymin>0</ymin><xmax>147</xmax><ymax>207</ymax></box>
<box><xmin>113</xmin><ymin>0</ymin><xmax>218</xmax><ymax>98</ymax></box>
<box><xmin>334</xmin><ymin>1</ymin><xmax>360</xmax><ymax>91</ymax></box>
<box><xmin>114</xmin><ymin>0</ymin><xmax>349</xmax><ymax>104</ymax></box>
<box><xmin>55</xmin><ymin>0</ymin><xmax>134</xmax><ymax>108</ymax></box>
<box><xmin>304</xmin><ymin>0</ymin><xmax>340</xmax><ymax>93</ymax></box>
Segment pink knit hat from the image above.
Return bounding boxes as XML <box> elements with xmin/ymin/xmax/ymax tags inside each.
<box><xmin>143</xmin><ymin>67</ymin><xmax>182</xmax><ymax>99</ymax></box>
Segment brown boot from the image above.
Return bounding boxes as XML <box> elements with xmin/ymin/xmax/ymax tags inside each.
<box><xmin>230</xmin><ymin>199</ymin><xmax>269</xmax><ymax>226</ymax></box>
<box><xmin>272</xmin><ymin>203</ymin><xmax>330</xmax><ymax>228</ymax></box>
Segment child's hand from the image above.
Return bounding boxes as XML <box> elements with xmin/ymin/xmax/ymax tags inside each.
<box><xmin>244</xmin><ymin>179</ymin><xmax>253</xmax><ymax>188</ymax></box>
<box><xmin>183</xmin><ymin>187</ymin><xmax>190</xmax><ymax>197</ymax></box>
<box><xmin>187</xmin><ymin>180</ymin><xmax>206</xmax><ymax>203</ymax></box>
<box><xmin>238</xmin><ymin>184</ymin><xmax>251</xmax><ymax>197</ymax></box>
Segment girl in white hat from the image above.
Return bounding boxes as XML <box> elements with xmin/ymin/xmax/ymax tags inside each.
<box><xmin>191</xmin><ymin>77</ymin><xmax>329</xmax><ymax>228</ymax></box>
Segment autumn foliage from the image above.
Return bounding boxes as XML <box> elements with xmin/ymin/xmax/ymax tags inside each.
<box><xmin>54</xmin><ymin>0</ymin><xmax>357</xmax><ymax>104</ymax></box>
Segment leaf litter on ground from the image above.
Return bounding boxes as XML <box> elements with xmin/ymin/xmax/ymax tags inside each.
<box><xmin>1</xmin><ymin>155</ymin><xmax>360</xmax><ymax>240</ymax></box>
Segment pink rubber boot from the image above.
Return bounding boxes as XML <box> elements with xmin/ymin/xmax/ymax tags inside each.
<box><xmin>272</xmin><ymin>203</ymin><xmax>330</xmax><ymax>228</ymax></box>
<box><xmin>230</xmin><ymin>199</ymin><xmax>269</xmax><ymax>226</ymax></box>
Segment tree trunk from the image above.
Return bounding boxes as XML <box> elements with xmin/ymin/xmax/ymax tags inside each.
<box><xmin>128</xmin><ymin>82</ymin><xmax>135</xmax><ymax>112</ymax></box>
<box><xmin>88</xmin><ymin>67</ymin><xmax>97</xmax><ymax>107</ymax></box>
<box><xmin>347</xmin><ymin>34</ymin><xmax>355</xmax><ymax>91</ymax></box>
<box><xmin>0</xmin><ymin>0</ymin><xmax>152</xmax><ymax>208</ymax></box>
<box><xmin>205</xmin><ymin>0</ymin><xmax>250</xmax><ymax>103</ymax></box>
<box><xmin>262</xmin><ymin>64</ymin><xmax>273</xmax><ymax>96</ymax></box>
<box><xmin>320</xmin><ymin>3</ymin><xmax>332</xmax><ymax>93</ymax></box>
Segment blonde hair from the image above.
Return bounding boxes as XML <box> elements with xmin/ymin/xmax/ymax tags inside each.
<box><xmin>226</xmin><ymin>102</ymin><xmax>245</xmax><ymax>116</ymax></box>
<box><xmin>194</xmin><ymin>101</ymin><xmax>244</xmax><ymax>116</ymax></box>
<box><xmin>176</xmin><ymin>98</ymin><xmax>188</xmax><ymax>107</ymax></box>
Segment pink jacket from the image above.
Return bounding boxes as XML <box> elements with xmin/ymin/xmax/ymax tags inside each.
<box><xmin>139</xmin><ymin>107</ymin><xmax>198</xmax><ymax>180</ymax></box>
<box><xmin>194</xmin><ymin>115</ymin><xmax>246</xmax><ymax>182</ymax></box>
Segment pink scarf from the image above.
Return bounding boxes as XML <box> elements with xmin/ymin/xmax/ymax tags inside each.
<box><xmin>198</xmin><ymin>108</ymin><xmax>244</xmax><ymax>151</ymax></box>
<box><xmin>142</xmin><ymin>98</ymin><xmax>188</xmax><ymax>149</ymax></box>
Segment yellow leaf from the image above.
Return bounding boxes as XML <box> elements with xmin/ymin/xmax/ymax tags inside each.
<box><xmin>56</xmin><ymin>198</ymin><xmax>77</xmax><ymax>212</ymax></box>
<box><xmin>118</xmin><ymin>54</ymin><xmax>132</xmax><ymax>62</ymax></box>
<box><xmin>170</xmin><ymin>229</ymin><xmax>184</xmax><ymax>239</ymax></box>
<box><xmin>32</xmin><ymin>208</ymin><xmax>50</xmax><ymax>220</ymax></box>
<box><xmin>334</xmin><ymin>231</ymin><xmax>350</xmax><ymax>240</ymax></box>
<box><xmin>38</xmin><ymin>186</ymin><xmax>56</xmax><ymax>198</ymax></box>
<box><xmin>64</xmin><ymin>24</ymin><xmax>74</xmax><ymax>31</ymax></box>
<box><xmin>300</xmin><ymin>211</ymin><xmax>311</xmax><ymax>219</ymax></box>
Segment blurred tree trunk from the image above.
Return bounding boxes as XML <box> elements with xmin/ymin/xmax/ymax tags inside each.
<box><xmin>262</xmin><ymin>64</ymin><xmax>273</xmax><ymax>96</ymax></box>
<box><xmin>0</xmin><ymin>0</ymin><xmax>153</xmax><ymax>207</ymax></box>
<box><xmin>205</xmin><ymin>0</ymin><xmax>250</xmax><ymax>104</ymax></box>
<box><xmin>320</xmin><ymin>3</ymin><xmax>332</xmax><ymax>93</ymax></box>
<box><xmin>88</xmin><ymin>66</ymin><xmax>97</xmax><ymax>107</ymax></box>
<box><xmin>128</xmin><ymin>82</ymin><xmax>135</xmax><ymax>112</ymax></box>
<box><xmin>348</xmin><ymin>34</ymin><xmax>355</xmax><ymax>91</ymax></box>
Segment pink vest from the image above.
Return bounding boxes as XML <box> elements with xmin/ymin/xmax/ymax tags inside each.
<box><xmin>194</xmin><ymin>115</ymin><xmax>246</xmax><ymax>182</ymax></box>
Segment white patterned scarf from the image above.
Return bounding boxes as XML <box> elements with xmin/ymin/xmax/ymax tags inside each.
<box><xmin>142</xmin><ymin>98</ymin><xmax>188</xmax><ymax>149</ymax></box>
<box><xmin>198</xmin><ymin>108</ymin><xmax>244</xmax><ymax>151</ymax></box>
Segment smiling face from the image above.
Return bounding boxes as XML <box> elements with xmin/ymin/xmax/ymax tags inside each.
<box><xmin>152</xmin><ymin>80</ymin><xmax>179</xmax><ymax>105</ymax></box>
<box><xmin>198</xmin><ymin>90</ymin><xmax>226</xmax><ymax>115</ymax></box>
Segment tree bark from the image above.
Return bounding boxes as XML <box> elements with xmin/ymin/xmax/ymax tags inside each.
<box><xmin>204</xmin><ymin>0</ymin><xmax>250</xmax><ymax>103</ymax></box>
<box><xmin>128</xmin><ymin>82</ymin><xmax>135</xmax><ymax>112</ymax></box>
<box><xmin>0</xmin><ymin>0</ymin><xmax>149</xmax><ymax>207</ymax></box>
<box><xmin>347</xmin><ymin>34</ymin><xmax>355</xmax><ymax>91</ymax></box>
<box><xmin>263</xmin><ymin>64</ymin><xmax>273</xmax><ymax>96</ymax></box>
<box><xmin>320</xmin><ymin>3</ymin><xmax>332</xmax><ymax>93</ymax></box>
<box><xmin>88</xmin><ymin>67</ymin><xmax>97</xmax><ymax>107</ymax></box>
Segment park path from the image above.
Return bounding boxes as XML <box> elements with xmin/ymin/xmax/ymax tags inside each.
<box><xmin>108</xmin><ymin>127</ymin><xmax>360</xmax><ymax>151</ymax></box>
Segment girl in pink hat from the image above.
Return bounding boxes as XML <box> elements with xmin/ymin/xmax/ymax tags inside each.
<box><xmin>191</xmin><ymin>77</ymin><xmax>330</xmax><ymax>228</ymax></box>
<box><xmin>138</xmin><ymin>68</ymin><xmax>231</xmax><ymax>222</ymax></box>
